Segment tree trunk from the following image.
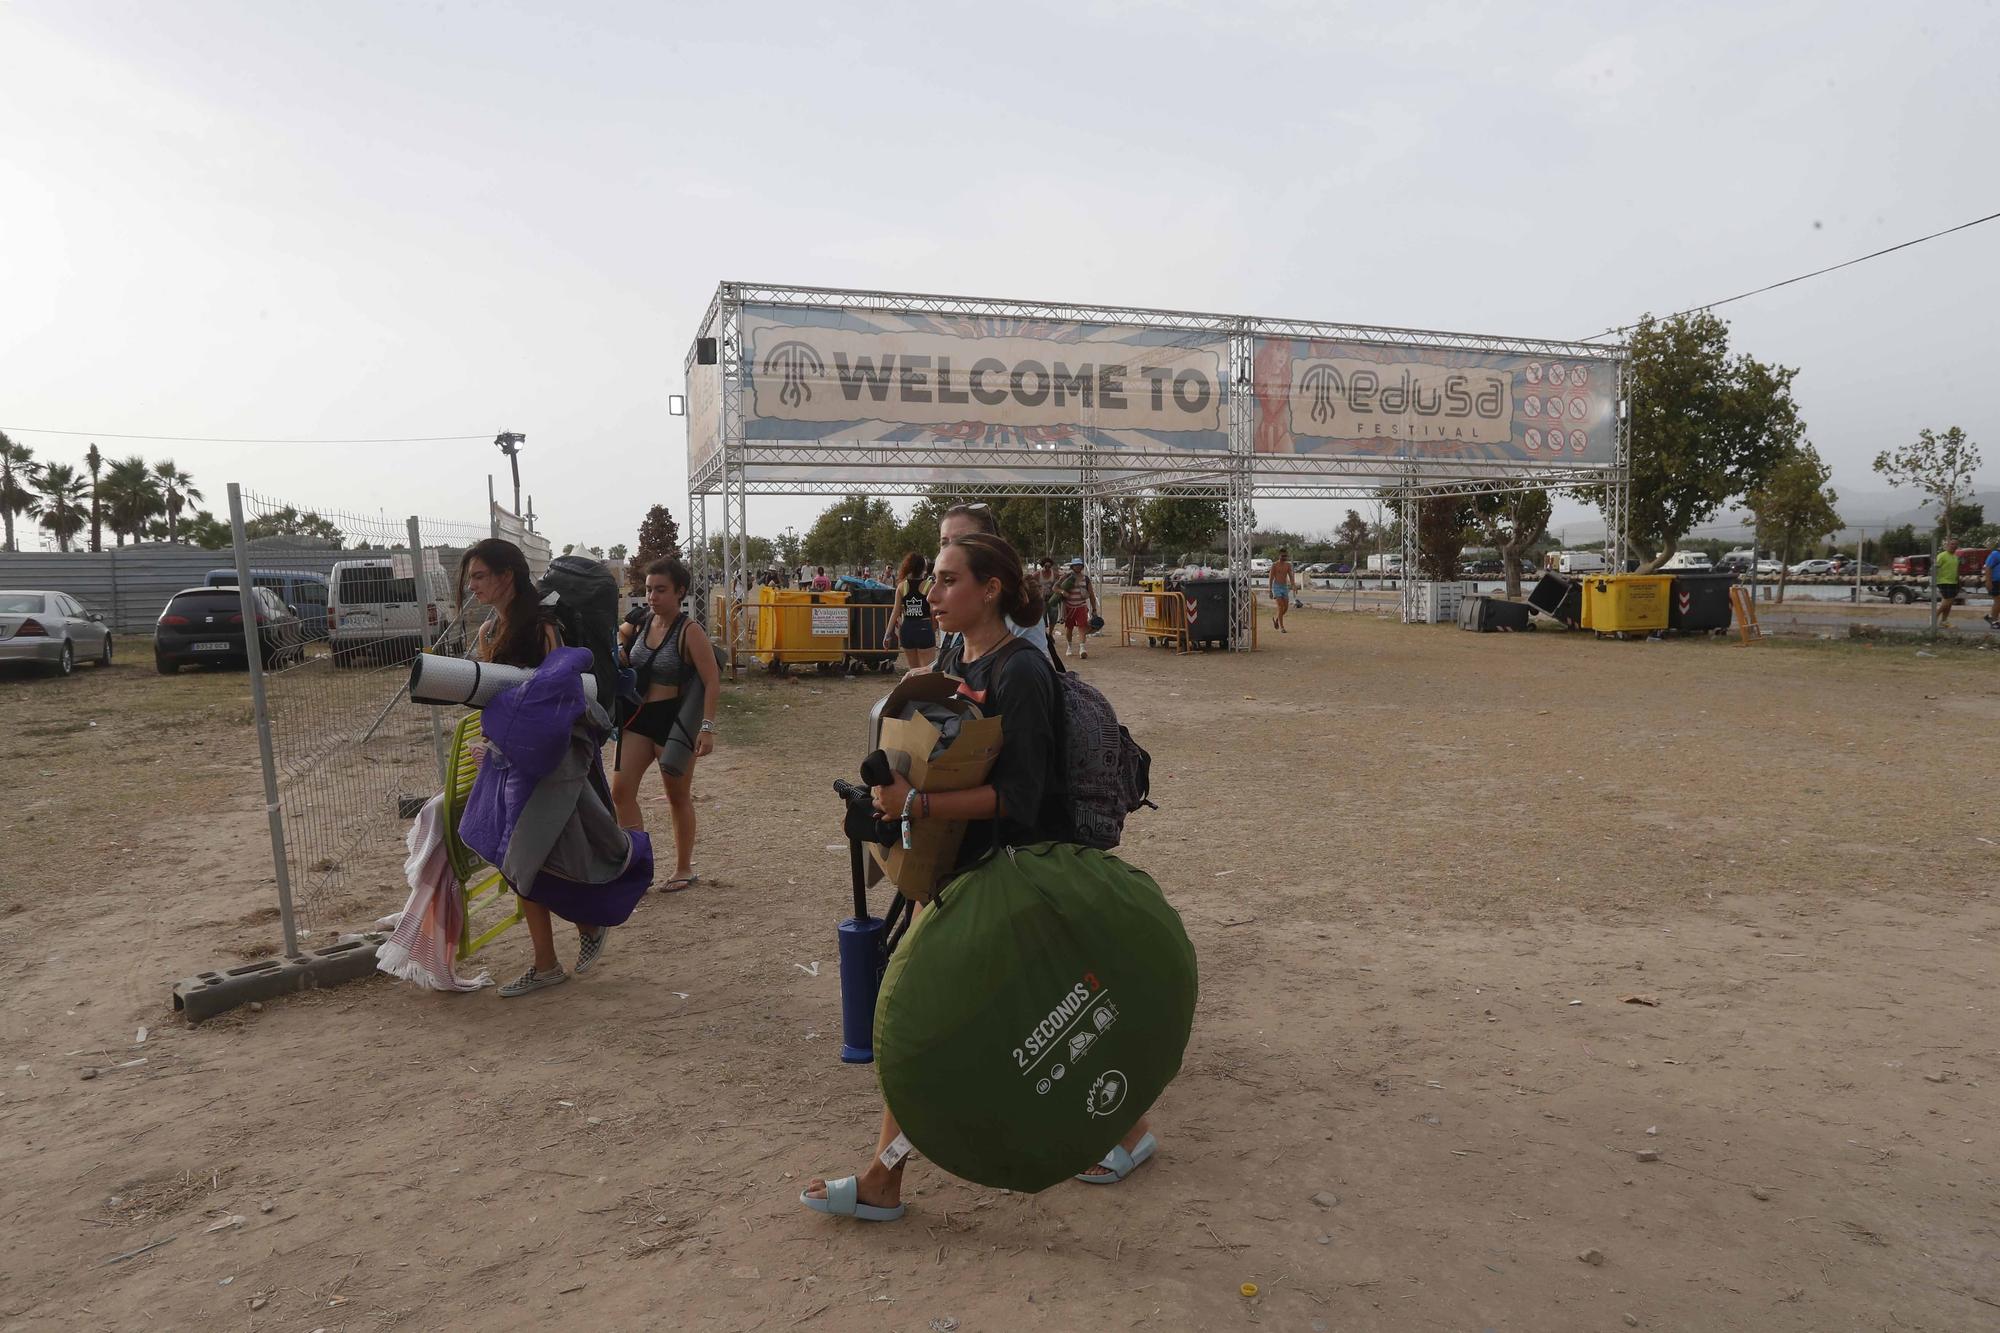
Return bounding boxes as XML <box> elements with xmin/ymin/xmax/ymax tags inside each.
<box><xmin>2</xmin><ymin>510</ymin><xmax>11</xmax><ymax>554</ymax></box>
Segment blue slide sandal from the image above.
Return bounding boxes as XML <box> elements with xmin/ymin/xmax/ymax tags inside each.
<box><xmin>800</xmin><ymin>1175</ymin><xmax>907</xmax><ymax>1222</ymax></box>
<box><xmin>1076</xmin><ymin>1132</ymin><xmax>1157</xmax><ymax>1184</ymax></box>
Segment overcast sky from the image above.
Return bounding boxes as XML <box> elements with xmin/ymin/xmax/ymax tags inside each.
<box><xmin>3</xmin><ymin>0</ymin><xmax>1995</xmax><ymax>553</ymax></box>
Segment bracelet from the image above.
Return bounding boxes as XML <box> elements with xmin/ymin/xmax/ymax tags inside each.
<box><xmin>699</xmin><ymin>720</ymin><xmax>715</xmax><ymax>733</ymax></box>
<box><xmin>900</xmin><ymin>787</ymin><xmax>920</xmax><ymax>849</ymax></box>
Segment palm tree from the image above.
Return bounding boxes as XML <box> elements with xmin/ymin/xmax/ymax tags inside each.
<box><xmin>100</xmin><ymin>455</ymin><xmax>162</xmax><ymax>545</ymax></box>
<box><xmin>1</xmin><ymin>432</ymin><xmax>42</xmax><ymax>553</ymax></box>
<box><xmin>85</xmin><ymin>443</ymin><xmax>104</xmax><ymax>552</ymax></box>
<box><xmin>152</xmin><ymin>460</ymin><xmax>203</xmax><ymax>544</ymax></box>
<box><xmin>35</xmin><ymin>463</ymin><xmax>89</xmax><ymax>553</ymax></box>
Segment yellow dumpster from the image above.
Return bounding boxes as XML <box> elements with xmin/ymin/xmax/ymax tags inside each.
<box><xmin>1581</xmin><ymin>574</ymin><xmax>1672</xmax><ymax>635</ymax></box>
<box><xmin>754</xmin><ymin>587</ymin><xmax>849</xmax><ymax>672</ymax></box>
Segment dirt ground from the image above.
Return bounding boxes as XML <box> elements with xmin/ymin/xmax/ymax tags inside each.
<box><xmin>3</xmin><ymin>609</ymin><xmax>1997</xmax><ymax>1333</ymax></box>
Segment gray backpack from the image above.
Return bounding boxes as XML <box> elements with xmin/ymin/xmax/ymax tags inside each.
<box><xmin>996</xmin><ymin>639</ymin><xmax>1154</xmax><ymax>849</ymax></box>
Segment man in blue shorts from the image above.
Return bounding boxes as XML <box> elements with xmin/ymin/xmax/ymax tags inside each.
<box><xmin>1985</xmin><ymin>544</ymin><xmax>2000</xmax><ymax>628</ymax></box>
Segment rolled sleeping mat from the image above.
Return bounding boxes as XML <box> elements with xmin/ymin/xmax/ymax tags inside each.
<box><xmin>407</xmin><ymin>653</ymin><xmax>598</xmax><ymax>710</ymax></box>
<box><xmin>656</xmin><ymin>674</ymin><xmax>706</xmax><ymax>777</ymax></box>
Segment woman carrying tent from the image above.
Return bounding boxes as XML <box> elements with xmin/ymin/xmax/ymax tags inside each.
<box><xmin>612</xmin><ymin>556</ymin><xmax>720</xmax><ymax>894</ymax></box>
<box><xmin>800</xmin><ymin>531</ymin><xmax>1158</xmax><ymax>1222</ymax></box>
<box><xmin>456</xmin><ymin>538</ymin><xmax>613</xmax><ymax>996</ymax></box>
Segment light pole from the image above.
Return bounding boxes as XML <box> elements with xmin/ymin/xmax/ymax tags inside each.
<box><xmin>494</xmin><ymin>432</ymin><xmax>527</xmax><ymax>516</ymax></box>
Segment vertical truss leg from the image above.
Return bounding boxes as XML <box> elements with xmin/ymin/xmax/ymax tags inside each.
<box><xmin>687</xmin><ymin>490</ymin><xmax>709</xmax><ymax>628</ymax></box>
<box><xmin>1227</xmin><ymin>331</ymin><xmax>1255</xmax><ymax>649</ymax></box>
<box><xmin>1399</xmin><ymin>488</ymin><xmax>1421</xmax><ymax>623</ymax></box>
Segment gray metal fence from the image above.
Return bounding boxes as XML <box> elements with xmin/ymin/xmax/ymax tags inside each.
<box><xmin>0</xmin><ymin>543</ymin><xmax>344</xmax><ymax>632</ymax></box>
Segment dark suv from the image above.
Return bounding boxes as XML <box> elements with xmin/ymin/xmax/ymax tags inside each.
<box><xmin>155</xmin><ymin>586</ymin><xmax>305</xmax><ymax>674</ymax></box>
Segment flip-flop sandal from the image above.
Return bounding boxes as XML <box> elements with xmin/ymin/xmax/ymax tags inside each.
<box><xmin>659</xmin><ymin>874</ymin><xmax>699</xmax><ymax>894</ymax></box>
<box><xmin>799</xmin><ymin>1175</ymin><xmax>906</xmax><ymax>1222</ymax></box>
<box><xmin>1075</xmin><ymin>1132</ymin><xmax>1157</xmax><ymax>1185</ymax></box>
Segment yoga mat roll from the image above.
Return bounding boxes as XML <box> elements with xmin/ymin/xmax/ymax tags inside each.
<box><xmin>408</xmin><ymin>653</ymin><xmax>598</xmax><ymax>710</ymax></box>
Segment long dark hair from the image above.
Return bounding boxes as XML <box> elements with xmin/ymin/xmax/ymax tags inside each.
<box><xmin>457</xmin><ymin>538</ymin><xmax>552</xmax><ymax>668</ymax></box>
<box><xmin>946</xmin><ymin>532</ymin><xmax>1038</xmax><ymax>627</ymax></box>
<box><xmin>895</xmin><ymin>551</ymin><xmax>927</xmax><ymax>588</ymax></box>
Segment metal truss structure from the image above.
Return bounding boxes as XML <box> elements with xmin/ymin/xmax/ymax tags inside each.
<box><xmin>687</xmin><ymin>282</ymin><xmax>1628</xmax><ymax>651</ymax></box>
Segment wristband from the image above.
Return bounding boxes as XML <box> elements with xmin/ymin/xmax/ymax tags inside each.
<box><xmin>900</xmin><ymin>787</ymin><xmax>920</xmax><ymax>849</ymax></box>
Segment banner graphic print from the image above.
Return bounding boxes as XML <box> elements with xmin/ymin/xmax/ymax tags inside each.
<box><xmin>740</xmin><ymin>305</ymin><xmax>1230</xmax><ymax>454</ymax></box>
<box><xmin>1253</xmin><ymin>338</ymin><xmax>1618</xmax><ymax>466</ymax></box>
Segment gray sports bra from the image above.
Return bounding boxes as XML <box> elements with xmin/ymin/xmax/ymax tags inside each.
<box><xmin>629</xmin><ymin>612</ymin><xmax>686</xmax><ymax>691</ymax></box>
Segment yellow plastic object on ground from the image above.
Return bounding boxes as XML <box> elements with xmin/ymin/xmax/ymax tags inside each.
<box><xmin>1582</xmin><ymin>574</ymin><xmax>1673</xmax><ymax>635</ymax></box>
<box><xmin>443</xmin><ymin>711</ymin><xmax>521</xmax><ymax>960</ymax></box>
<box><xmin>754</xmin><ymin>586</ymin><xmax>849</xmax><ymax>670</ymax></box>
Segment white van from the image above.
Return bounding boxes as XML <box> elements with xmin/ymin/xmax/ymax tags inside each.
<box><xmin>328</xmin><ymin>554</ymin><xmax>453</xmax><ymax>665</ymax></box>
<box><xmin>1555</xmin><ymin>550</ymin><xmax>1607</xmax><ymax>575</ymax></box>
<box><xmin>1660</xmin><ymin>551</ymin><xmax>1713</xmax><ymax>571</ymax></box>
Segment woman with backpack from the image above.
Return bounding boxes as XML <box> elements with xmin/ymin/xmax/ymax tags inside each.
<box><xmin>612</xmin><ymin>556</ymin><xmax>720</xmax><ymax>895</ymax></box>
<box><xmin>800</xmin><ymin>531</ymin><xmax>1159</xmax><ymax>1220</ymax></box>
<box><xmin>457</xmin><ymin>539</ymin><xmax>612</xmax><ymax>997</ymax></box>
<box><xmin>891</xmin><ymin>551</ymin><xmax>935</xmax><ymax>670</ymax></box>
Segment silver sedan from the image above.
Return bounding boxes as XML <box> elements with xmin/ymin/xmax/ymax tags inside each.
<box><xmin>0</xmin><ymin>589</ymin><xmax>116</xmax><ymax>676</ymax></box>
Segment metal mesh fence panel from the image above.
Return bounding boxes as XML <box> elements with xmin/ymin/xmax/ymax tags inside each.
<box><xmin>225</xmin><ymin>486</ymin><xmax>491</xmax><ymax>952</ymax></box>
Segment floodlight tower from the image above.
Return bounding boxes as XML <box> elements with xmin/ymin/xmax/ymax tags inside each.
<box><xmin>494</xmin><ymin>431</ymin><xmax>527</xmax><ymax>516</ymax></box>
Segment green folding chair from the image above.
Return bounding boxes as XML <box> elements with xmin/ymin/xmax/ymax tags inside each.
<box><xmin>443</xmin><ymin>711</ymin><xmax>522</xmax><ymax>960</ymax></box>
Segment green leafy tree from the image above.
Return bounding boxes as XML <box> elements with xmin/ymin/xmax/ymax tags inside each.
<box><xmin>150</xmin><ymin>459</ymin><xmax>202</xmax><ymax>544</ymax></box>
<box><xmin>630</xmin><ymin>504</ymin><xmax>681</xmax><ymax>591</ymax></box>
<box><xmin>1747</xmin><ymin>443</ymin><xmax>1842</xmax><ymax>602</ymax></box>
<box><xmin>773</xmin><ymin>526</ymin><xmax>803</xmax><ymax>571</ymax></box>
<box><xmin>1474</xmin><ymin>490</ymin><xmax>1553</xmax><ymax>597</ymax></box>
<box><xmin>1874</xmin><ymin>426</ymin><xmax>1981</xmax><ymax>542</ymax></box>
<box><xmin>244</xmin><ymin>505</ymin><xmax>345</xmax><ymax>544</ymax></box>
<box><xmin>1939</xmin><ymin>499</ymin><xmax>1984</xmax><ymax>539</ymax></box>
<box><xmin>607</xmin><ymin>543</ymin><xmax>628</xmax><ymax>561</ymax></box>
<box><xmin>1414</xmin><ymin>495</ymin><xmax>1478</xmax><ymax>581</ymax></box>
<box><xmin>99</xmin><ymin>455</ymin><xmax>163</xmax><ymax>545</ymax></box>
<box><xmin>0</xmin><ymin>432</ymin><xmax>41</xmax><ymax>552</ymax></box>
<box><xmin>34</xmin><ymin>462</ymin><xmax>90</xmax><ymax>552</ymax></box>
<box><xmin>1142</xmin><ymin>495</ymin><xmax>1227</xmax><ymax>564</ymax></box>
<box><xmin>1101</xmin><ymin>497</ymin><xmax>1153</xmax><ymax>583</ymax></box>
<box><xmin>179</xmin><ymin>509</ymin><xmax>233</xmax><ymax>549</ymax></box>
<box><xmin>1335</xmin><ymin>509</ymin><xmax>1371</xmax><ymax>570</ymax></box>
<box><xmin>1876</xmin><ymin>524</ymin><xmax>1922</xmax><ymax>559</ymax></box>
<box><xmin>1596</xmin><ymin>312</ymin><xmax>1805</xmax><ymax>571</ymax></box>
<box><xmin>802</xmin><ymin>494</ymin><xmax>897</xmax><ymax>570</ymax></box>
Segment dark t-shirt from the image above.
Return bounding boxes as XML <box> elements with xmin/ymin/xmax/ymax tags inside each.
<box><xmin>934</xmin><ymin>633</ymin><xmax>1071</xmax><ymax>867</ymax></box>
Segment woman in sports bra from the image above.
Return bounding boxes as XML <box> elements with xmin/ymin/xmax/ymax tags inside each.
<box><xmin>612</xmin><ymin>556</ymin><xmax>719</xmax><ymax>894</ymax></box>
<box><xmin>892</xmin><ymin>551</ymin><xmax>935</xmax><ymax>670</ymax></box>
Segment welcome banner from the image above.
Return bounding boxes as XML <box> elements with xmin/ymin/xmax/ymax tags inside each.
<box><xmin>1254</xmin><ymin>338</ymin><xmax>1618</xmax><ymax>465</ymax></box>
<box><xmin>739</xmin><ymin>305</ymin><xmax>1231</xmax><ymax>453</ymax></box>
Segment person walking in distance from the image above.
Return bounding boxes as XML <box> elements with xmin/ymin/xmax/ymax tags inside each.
<box><xmin>892</xmin><ymin>551</ymin><xmax>936</xmax><ymax>670</ymax></box>
<box><xmin>1935</xmin><ymin>539</ymin><xmax>1961</xmax><ymax>631</ymax></box>
<box><xmin>811</xmin><ymin>566</ymin><xmax>831</xmax><ymax>592</ymax></box>
<box><xmin>1983</xmin><ymin>543</ymin><xmax>2000</xmax><ymax>628</ymax></box>
<box><xmin>1057</xmin><ymin>556</ymin><xmax>1098</xmax><ymax>659</ymax></box>
<box><xmin>1038</xmin><ymin>558</ymin><xmax>1061</xmax><ymax>639</ymax></box>
<box><xmin>613</xmin><ymin>557</ymin><xmax>720</xmax><ymax>895</ymax></box>
<box><xmin>1270</xmin><ymin>547</ymin><xmax>1294</xmax><ymax>633</ymax></box>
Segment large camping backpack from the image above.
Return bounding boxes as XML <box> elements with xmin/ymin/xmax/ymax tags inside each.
<box><xmin>538</xmin><ymin>555</ymin><xmax>625</xmax><ymax>721</ymax></box>
<box><xmin>994</xmin><ymin>638</ymin><xmax>1154</xmax><ymax>850</ymax></box>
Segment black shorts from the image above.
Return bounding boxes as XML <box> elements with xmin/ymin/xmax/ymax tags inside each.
<box><xmin>898</xmin><ymin>617</ymin><xmax>936</xmax><ymax>650</ymax></box>
<box><xmin>1990</xmin><ymin>579</ymin><xmax>2000</xmax><ymax>597</ymax></box>
<box><xmin>1939</xmin><ymin>583</ymin><xmax>1959</xmax><ymax>601</ymax></box>
<box><xmin>624</xmin><ymin>697</ymin><xmax>679</xmax><ymax>746</ymax></box>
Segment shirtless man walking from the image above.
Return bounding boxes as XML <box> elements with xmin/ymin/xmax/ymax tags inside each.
<box><xmin>1270</xmin><ymin>547</ymin><xmax>1294</xmax><ymax>633</ymax></box>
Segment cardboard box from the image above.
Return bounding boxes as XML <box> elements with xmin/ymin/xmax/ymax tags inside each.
<box><xmin>866</xmin><ymin>671</ymin><xmax>1004</xmax><ymax>903</ymax></box>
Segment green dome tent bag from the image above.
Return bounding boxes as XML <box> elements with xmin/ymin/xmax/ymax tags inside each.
<box><xmin>874</xmin><ymin>842</ymin><xmax>1198</xmax><ymax>1193</ymax></box>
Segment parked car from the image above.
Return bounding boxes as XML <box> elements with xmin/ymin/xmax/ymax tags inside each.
<box><xmin>1825</xmin><ymin>559</ymin><xmax>1878</xmax><ymax>576</ymax></box>
<box><xmin>1891</xmin><ymin>553</ymin><xmax>1932</xmax><ymax>577</ymax></box>
<box><xmin>0</xmin><ymin>589</ymin><xmax>115</xmax><ymax>676</ymax></box>
<box><xmin>328</xmin><ymin>556</ymin><xmax>453</xmax><ymax>666</ymax></box>
<box><xmin>1465</xmin><ymin>559</ymin><xmax>1505</xmax><ymax>577</ymax></box>
<box><xmin>1554</xmin><ymin>550</ymin><xmax>1607</xmax><ymax>574</ymax></box>
<box><xmin>155</xmin><ymin>585</ymin><xmax>305</xmax><ymax>674</ymax></box>
<box><xmin>205</xmin><ymin>568</ymin><xmax>331</xmax><ymax>639</ymax></box>
<box><xmin>1789</xmin><ymin>558</ymin><xmax>1840</xmax><ymax>576</ymax></box>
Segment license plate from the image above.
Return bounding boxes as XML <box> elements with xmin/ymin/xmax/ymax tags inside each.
<box><xmin>193</xmin><ymin>641</ymin><xmax>231</xmax><ymax>651</ymax></box>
